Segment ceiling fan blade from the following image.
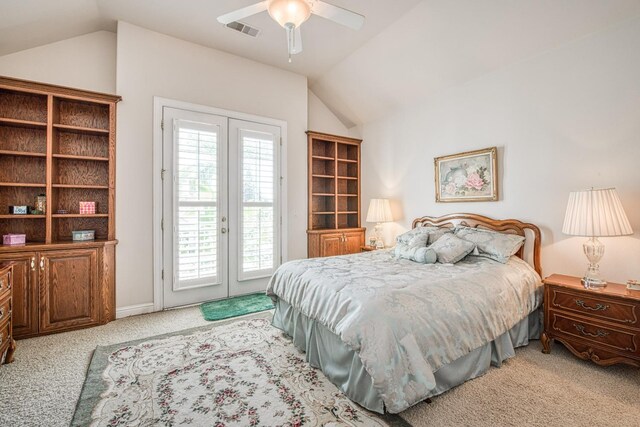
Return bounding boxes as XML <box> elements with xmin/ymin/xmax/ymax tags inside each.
<box><xmin>217</xmin><ymin>1</ymin><xmax>269</xmax><ymax>25</ymax></box>
<box><xmin>311</xmin><ymin>1</ymin><xmax>365</xmax><ymax>30</ymax></box>
<box><xmin>291</xmin><ymin>26</ymin><xmax>303</xmax><ymax>54</ymax></box>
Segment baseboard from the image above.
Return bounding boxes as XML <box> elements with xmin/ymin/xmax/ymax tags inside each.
<box><xmin>116</xmin><ymin>303</ymin><xmax>156</xmax><ymax>319</ymax></box>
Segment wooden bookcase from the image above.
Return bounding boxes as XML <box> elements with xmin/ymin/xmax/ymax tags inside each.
<box><xmin>0</xmin><ymin>76</ymin><xmax>120</xmax><ymax>338</ymax></box>
<box><xmin>307</xmin><ymin>131</ymin><xmax>365</xmax><ymax>257</ymax></box>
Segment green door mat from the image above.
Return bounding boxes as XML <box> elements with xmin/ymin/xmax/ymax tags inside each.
<box><xmin>200</xmin><ymin>293</ymin><xmax>274</xmax><ymax>321</ymax></box>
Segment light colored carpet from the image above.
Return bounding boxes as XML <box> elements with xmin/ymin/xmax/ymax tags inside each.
<box><xmin>1</xmin><ymin>306</ymin><xmax>639</xmax><ymax>426</ymax></box>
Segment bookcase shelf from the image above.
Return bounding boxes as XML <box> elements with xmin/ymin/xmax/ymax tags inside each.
<box><xmin>53</xmin><ymin>123</ymin><xmax>110</xmax><ymax>136</ymax></box>
<box><xmin>0</xmin><ymin>118</ymin><xmax>47</xmax><ymax>129</ymax></box>
<box><xmin>307</xmin><ymin>131</ymin><xmax>364</xmax><ymax>257</ymax></box>
<box><xmin>0</xmin><ymin>77</ymin><xmax>119</xmax><ymax>244</ymax></box>
<box><xmin>52</xmin><ymin>184</ymin><xmax>110</xmax><ymax>189</ymax></box>
<box><xmin>0</xmin><ymin>150</ymin><xmax>47</xmax><ymax>158</ymax></box>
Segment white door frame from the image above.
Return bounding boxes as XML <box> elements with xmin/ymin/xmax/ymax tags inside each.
<box><xmin>152</xmin><ymin>97</ymin><xmax>288</xmax><ymax>311</ymax></box>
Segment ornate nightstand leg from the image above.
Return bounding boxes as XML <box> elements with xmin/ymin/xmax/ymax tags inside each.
<box><xmin>5</xmin><ymin>337</ymin><xmax>15</xmax><ymax>364</ymax></box>
<box><xmin>541</xmin><ymin>332</ymin><xmax>552</xmax><ymax>354</ymax></box>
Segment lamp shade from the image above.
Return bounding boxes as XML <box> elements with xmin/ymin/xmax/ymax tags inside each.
<box><xmin>366</xmin><ymin>199</ymin><xmax>393</xmax><ymax>223</ymax></box>
<box><xmin>268</xmin><ymin>0</ymin><xmax>311</xmax><ymax>28</ymax></box>
<box><xmin>562</xmin><ymin>188</ymin><xmax>633</xmax><ymax>237</ymax></box>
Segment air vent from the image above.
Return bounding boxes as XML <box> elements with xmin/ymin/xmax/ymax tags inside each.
<box><xmin>226</xmin><ymin>21</ymin><xmax>260</xmax><ymax>37</ymax></box>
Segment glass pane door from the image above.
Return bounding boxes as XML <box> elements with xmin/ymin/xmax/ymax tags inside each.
<box><xmin>162</xmin><ymin>108</ymin><xmax>228</xmax><ymax>308</ymax></box>
<box><xmin>228</xmin><ymin>119</ymin><xmax>281</xmax><ymax>296</ymax></box>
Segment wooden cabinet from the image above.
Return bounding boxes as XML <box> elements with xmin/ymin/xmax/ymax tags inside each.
<box><xmin>0</xmin><ymin>262</ymin><xmax>16</xmax><ymax>364</ymax></box>
<box><xmin>307</xmin><ymin>131</ymin><xmax>365</xmax><ymax>258</ymax></box>
<box><xmin>309</xmin><ymin>228</ymin><xmax>365</xmax><ymax>257</ymax></box>
<box><xmin>0</xmin><ymin>253</ymin><xmax>38</xmax><ymax>338</ymax></box>
<box><xmin>0</xmin><ymin>242</ymin><xmax>114</xmax><ymax>339</ymax></box>
<box><xmin>0</xmin><ymin>76</ymin><xmax>119</xmax><ymax>338</ymax></box>
<box><xmin>542</xmin><ymin>274</ymin><xmax>640</xmax><ymax>368</ymax></box>
<box><xmin>39</xmin><ymin>248</ymin><xmax>100</xmax><ymax>333</ymax></box>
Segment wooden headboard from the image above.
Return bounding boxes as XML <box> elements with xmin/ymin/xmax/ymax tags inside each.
<box><xmin>412</xmin><ymin>213</ymin><xmax>542</xmax><ymax>276</ymax></box>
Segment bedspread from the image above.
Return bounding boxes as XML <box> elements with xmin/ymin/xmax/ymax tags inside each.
<box><xmin>266</xmin><ymin>250</ymin><xmax>542</xmax><ymax>413</ymax></box>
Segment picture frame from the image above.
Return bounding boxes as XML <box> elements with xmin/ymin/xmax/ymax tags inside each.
<box><xmin>434</xmin><ymin>147</ymin><xmax>498</xmax><ymax>202</ymax></box>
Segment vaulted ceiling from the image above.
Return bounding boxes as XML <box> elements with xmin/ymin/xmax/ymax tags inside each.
<box><xmin>0</xmin><ymin>0</ymin><xmax>421</xmax><ymax>80</ymax></box>
<box><xmin>2</xmin><ymin>0</ymin><xmax>640</xmax><ymax>128</ymax></box>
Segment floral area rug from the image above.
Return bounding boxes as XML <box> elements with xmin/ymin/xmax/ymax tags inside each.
<box><xmin>72</xmin><ymin>314</ymin><xmax>410</xmax><ymax>426</ymax></box>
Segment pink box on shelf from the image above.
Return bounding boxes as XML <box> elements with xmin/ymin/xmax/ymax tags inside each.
<box><xmin>79</xmin><ymin>201</ymin><xmax>97</xmax><ymax>215</ymax></box>
<box><xmin>3</xmin><ymin>234</ymin><xmax>26</xmax><ymax>245</ymax></box>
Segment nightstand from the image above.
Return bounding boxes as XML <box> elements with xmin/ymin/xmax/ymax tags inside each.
<box><xmin>360</xmin><ymin>245</ymin><xmax>376</xmax><ymax>252</ymax></box>
<box><xmin>542</xmin><ymin>274</ymin><xmax>640</xmax><ymax>367</ymax></box>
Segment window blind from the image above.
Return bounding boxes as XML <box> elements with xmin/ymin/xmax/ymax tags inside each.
<box><xmin>239</xmin><ymin>131</ymin><xmax>276</xmax><ymax>280</ymax></box>
<box><xmin>174</xmin><ymin>121</ymin><xmax>220</xmax><ymax>289</ymax></box>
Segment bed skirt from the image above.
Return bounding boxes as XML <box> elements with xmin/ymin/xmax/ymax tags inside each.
<box><xmin>271</xmin><ymin>298</ymin><xmax>542</xmax><ymax>414</ymax></box>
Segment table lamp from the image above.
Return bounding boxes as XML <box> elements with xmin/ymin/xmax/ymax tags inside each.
<box><xmin>562</xmin><ymin>188</ymin><xmax>633</xmax><ymax>289</ymax></box>
<box><xmin>366</xmin><ymin>199</ymin><xmax>393</xmax><ymax>249</ymax></box>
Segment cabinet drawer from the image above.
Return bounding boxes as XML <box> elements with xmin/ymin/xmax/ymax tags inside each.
<box><xmin>0</xmin><ymin>268</ymin><xmax>10</xmax><ymax>301</ymax></box>
<box><xmin>0</xmin><ymin>296</ymin><xmax>10</xmax><ymax>325</ymax></box>
<box><xmin>549</xmin><ymin>286</ymin><xmax>639</xmax><ymax>326</ymax></box>
<box><xmin>550</xmin><ymin>311</ymin><xmax>639</xmax><ymax>355</ymax></box>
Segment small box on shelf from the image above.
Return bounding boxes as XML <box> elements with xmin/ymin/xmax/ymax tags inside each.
<box><xmin>8</xmin><ymin>205</ymin><xmax>28</xmax><ymax>215</ymax></box>
<box><xmin>79</xmin><ymin>201</ymin><xmax>96</xmax><ymax>215</ymax></box>
<box><xmin>3</xmin><ymin>234</ymin><xmax>26</xmax><ymax>245</ymax></box>
<box><xmin>72</xmin><ymin>230</ymin><xmax>95</xmax><ymax>241</ymax></box>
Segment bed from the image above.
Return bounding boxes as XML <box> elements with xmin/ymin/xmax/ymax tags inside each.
<box><xmin>266</xmin><ymin>213</ymin><xmax>543</xmax><ymax>414</ymax></box>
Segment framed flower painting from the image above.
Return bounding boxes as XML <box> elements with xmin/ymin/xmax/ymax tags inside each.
<box><xmin>435</xmin><ymin>147</ymin><xmax>498</xmax><ymax>202</ymax></box>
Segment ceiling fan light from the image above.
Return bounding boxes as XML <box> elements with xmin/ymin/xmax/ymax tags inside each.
<box><xmin>268</xmin><ymin>0</ymin><xmax>311</xmax><ymax>28</ymax></box>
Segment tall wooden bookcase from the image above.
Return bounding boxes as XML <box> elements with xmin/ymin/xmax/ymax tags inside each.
<box><xmin>307</xmin><ymin>131</ymin><xmax>365</xmax><ymax>257</ymax></box>
<box><xmin>0</xmin><ymin>76</ymin><xmax>120</xmax><ymax>339</ymax></box>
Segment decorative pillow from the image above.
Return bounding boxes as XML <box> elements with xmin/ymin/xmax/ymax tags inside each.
<box><xmin>394</xmin><ymin>239</ymin><xmax>437</xmax><ymax>264</ymax></box>
<box><xmin>396</xmin><ymin>227</ymin><xmax>431</xmax><ymax>245</ymax></box>
<box><xmin>454</xmin><ymin>226</ymin><xmax>525</xmax><ymax>264</ymax></box>
<box><xmin>429</xmin><ymin>233</ymin><xmax>476</xmax><ymax>264</ymax></box>
<box><xmin>396</xmin><ymin>226</ymin><xmax>453</xmax><ymax>245</ymax></box>
<box><xmin>427</xmin><ymin>227</ymin><xmax>453</xmax><ymax>245</ymax></box>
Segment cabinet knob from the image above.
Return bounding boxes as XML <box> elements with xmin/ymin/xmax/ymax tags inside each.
<box><xmin>0</xmin><ymin>308</ymin><xmax>4</xmax><ymax>319</ymax></box>
<box><xmin>31</xmin><ymin>257</ymin><xmax>36</xmax><ymax>271</ymax></box>
<box><xmin>40</xmin><ymin>259</ymin><xmax>45</xmax><ymax>270</ymax></box>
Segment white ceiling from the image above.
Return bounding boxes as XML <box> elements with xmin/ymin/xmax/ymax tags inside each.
<box><xmin>311</xmin><ymin>0</ymin><xmax>640</xmax><ymax>126</ymax></box>
<box><xmin>0</xmin><ymin>0</ymin><xmax>421</xmax><ymax>80</ymax></box>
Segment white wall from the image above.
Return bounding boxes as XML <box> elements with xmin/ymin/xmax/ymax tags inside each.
<box><xmin>361</xmin><ymin>17</ymin><xmax>640</xmax><ymax>284</ymax></box>
<box><xmin>0</xmin><ymin>31</ymin><xmax>116</xmax><ymax>93</ymax></box>
<box><xmin>116</xmin><ymin>22</ymin><xmax>308</xmax><ymax>308</ymax></box>
<box><xmin>307</xmin><ymin>89</ymin><xmax>349</xmax><ymax>136</ymax></box>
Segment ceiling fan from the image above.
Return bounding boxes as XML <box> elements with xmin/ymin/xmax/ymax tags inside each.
<box><xmin>217</xmin><ymin>0</ymin><xmax>365</xmax><ymax>62</ymax></box>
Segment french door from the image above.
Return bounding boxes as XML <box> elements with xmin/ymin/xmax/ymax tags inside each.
<box><xmin>162</xmin><ymin>107</ymin><xmax>281</xmax><ymax>308</ymax></box>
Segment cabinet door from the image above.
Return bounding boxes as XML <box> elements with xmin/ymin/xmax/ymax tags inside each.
<box><xmin>0</xmin><ymin>253</ymin><xmax>39</xmax><ymax>339</ymax></box>
<box><xmin>343</xmin><ymin>231</ymin><xmax>365</xmax><ymax>255</ymax></box>
<box><xmin>39</xmin><ymin>249</ymin><xmax>100</xmax><ymax>334</ymax></box>
<box><xmin>319</xmin><ymin>233</ymin><xmax>344</xmax><ymax>257</ymax></box>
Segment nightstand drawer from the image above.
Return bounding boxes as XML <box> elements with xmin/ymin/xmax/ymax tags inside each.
<box><xmin>0</xmin><ymin>296</ymin><xmax>10</xmax><ymax>324</ymax></box>
<box><xmin>549</xmin><ymin>286</ymin><xmax>639</xmax><ymax>327</ymax></box>
<box><xmin>0</xmin><ymin>317</ymin><xmax>11</xmax><ymax>350</ymax></box>
<box><xmin>550</xmin><ymin>311</ymin><xmax>639</xmax><ymax>355</ymax></box>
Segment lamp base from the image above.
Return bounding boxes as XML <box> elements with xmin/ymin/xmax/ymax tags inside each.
<box><xmin>374</xmin><ymin>223</ymin><xmax>384</xmax><ymax>249</ymax></box>
<box><xmin>581</xmin><ymin>237</ymin><xmax>606</xmax><ymax>289</ymax></box>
